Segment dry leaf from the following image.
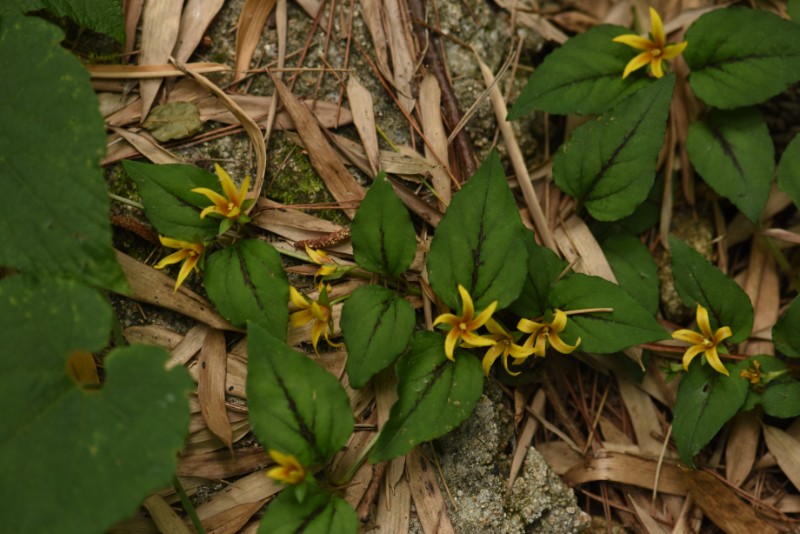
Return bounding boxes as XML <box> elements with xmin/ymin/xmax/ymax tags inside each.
<box><xmin>167</xmin><ymin>324</ymin><xmax>211</xmax><ymax>369</ymax></box>
<box><xmin>563</xmin><ymin>453</ymin><xmax>687</xmax><ymax>495</ymax></box>
<box><xmin>108</xmin><ymin>126</ymin><xmax>184</xmax><ymax>164</ymax></box>
<box><xmin>195</xmin><ymin>470</ymin><xmax>282</xmax><ymax>522</ymax></box>
<box><xmin>88</xmin><ymin>62</ymin><xmax>228</xmax><ymax>79</ymax></box>
<box><xmin>234</xmin><ymin>0</ymin><xmax>277</xmax><ymax>82</ymax></box>
<box><xmin>142</xmin><ymin>494</ymin><xmax>192</xmax><ymax>534</ymax></box>
<box><xmin>617</xmin><ymin>373</ymin><xmax>663</xmax><ymax>456</ymax></box>
<box><xmin>407</xmin><ymin>448</ymin><xmax>456</xmax><ymax>534</ymax></box>
<box><xmin>178</xmin><ymin>448</ymin><xmax>269</xmax><ymax>479</ymax></box>
<box><xmin>138</xmin><ymin>0</ymin><xmax>183</xmax><ymax>118</ymax></box>
<box><xmin>375</xmin><ymin>476</ymin><xmax>411</xmax><ymax>533</ymax></box>
<box><xmin>383</xmin><ymin>0</ymin><xmax>415</xmax><ymax>113</ymax></box>
<box><xmin>725</xmin><ymin>411</ymin><xmax>761</xmax><ymax>487</ymax></box>
<box><xmin>173</xmin><ymin>0</ymin><xmax>226</xmax><ymax>63</ymax></box>
<box><xmin>419</xmin><ymin>74</ymin><xmax>452</xmax><ymax>209</ymax></box>
<box><xmin>198</xmin><ymin>329</ymin><xmax>233</xmax><ymax>451</ymax></box>
<box><xmin>763</xmin><ymin>424</ymin><xmax>800</xmax><ymax>493</ymax></box>
<box><xmin>346</xmin><ymin>76</ymin><xmax>380</xmax><ymax>177</ymax></box>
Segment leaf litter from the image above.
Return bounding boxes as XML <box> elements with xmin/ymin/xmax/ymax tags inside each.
<box><xmin>82</xmin><ymin>0</ymin><xmax>800</xmax><ymax>531</ymax></box>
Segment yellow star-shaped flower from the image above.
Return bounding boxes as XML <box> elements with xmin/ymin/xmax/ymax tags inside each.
<box><xmin>471</xmin><ymin>319</ymin><xmax>535</xmax><ymax>376</ymax></box>
<box><xmin>612</xmin><ymin>7</ymin><xmax>688</xmax><ymax>79</ymax></box>
<box><xmin>672</xmin><ymin>303</ymin><xmax>732</xmax><ymax>376</ymax></box>
<box><xmin>305</xmin><ymin>245</ymin><xmax>337</xmax><ymax>285</ymax></box>
<box><xmin>432</xmin><ymin>285</ymin><xmax>497</xmax><ymax>361</ymax></box>
<box><xmin>191</xmin><ymin>163</ymin><xmax>251</xmax><ymax>221</ymax></box>
<box><xmin>266</xmin><ymin>450</ymin><xmax>307</xmax><ymax>485</ymax></box>
<box><xmin>517</xmin><ymin>309</ymin><xmax>581</xmax><ymax>357</ymax></box>
<box><xmin>153</xmin><ymin>236</ymin><xmax>204</xmax><ymax>292</ymax></box>
<box><xmin>289</xmin><ymin>285</ymin><xmax>341</xmax><ymax>354</ymax></box>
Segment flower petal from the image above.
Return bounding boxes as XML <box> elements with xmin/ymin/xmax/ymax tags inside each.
<box><xmin>681</xmin><ymin>344</ymin><xmax>706</xmax><ymax>371</ymax></box>
<box><xmin>174</xmin><ymin>252</ymin><xmax>199</xmax><ymax>291</ymax></box>
<box><xmin>481</xmin><ymin>345</ymin><xmax>504</xmax><ymax>376</ymax></box>
<box><xmin>622</xmin><ymin>52</ymin><xmax>653</xmax><ymax>79</ymax></box>
<box><xmin>471</xmin><ymin>300</ymin><xmax>498</xmax><ymax>329</ymax></box>
<box><xmin>695</xmin><ymin>304</ymin><xmax>714</xmax><ymax>339</ymax></box>
<box><xmin>461</xmin><ymin>331</ymin><xmax>498</xmax><ymax>348</ymax></box>
<box><xmin>290</xmin><ymin>309</ymin><xmax>313</xmax><ymax>327</ymax></box>
<box><xmin>517</xmin><ymin>318</ymin><xmax>544</xmax><ymax>334</ymax></box>
<box><xmin>198</xmin><ymin>205</ymin><xmax>222</xmax><ymax>219</ymax></box>
<box><xmin>612</xmin><ymin>34</ymin><xmax>654</xmax><ymax>50</ymax></box>
<box><xmin>238</xmin><ymin>174</ymin><xmax>251</xmax><ymax>203</ymax></box>
<box><xmin>662</xmin><ymin>41</ymin><xmax>688</xmax><ymax>60</ymax></box>
<box><xmin>550</xmin><ymin>309</ymin><xmax>568</xmax><ymax>333</ymax></box>
<box><xmin>485</xmin><ymin>318</ymin><xmax>506</xmax><ymax>336</ymax></box>
<box><xmin>154</xmin><ymin>249</ymin><xmax>190</xmax><ymax>269</ymax></box>
<box><xmin>306</xmin><ymin>245</ymin><xmax>333</xmax><ymax>266</ymax></box>
<box><xmin>289</xmin><ymin>286</ymin><xmax>310</xmax><ymax>309</ymax></box>
<box><xmin>443</xmin><ymin>328</ymin><xmax>460</xmax><ymax>361</ymax></box>
<box><xmin>713</xmin><ymin>326</ymin><xmax>733</xmax><ymax>346</ymax></box>
<box><xmin>311</xmin><ymin>320</ymin><xmax>326</xmax><ymax>353</ymax></box>
<box><xmin>649</xmin><ymin>57</ymin><xmax>665</xmax><ymax>78</ymax></box>
<box><xmin>549</xmin><ymin>332</ymin><xmax>581</xmax><ymax>354</ymax></box>
<box><xmin>214</xmin><ymin>163</ymin><xmax>239</xmax><ymax>202</ymax></box>
<box><xmin>649</xmin><ymin>7</ymin><xmax>666</xmax><ymax>48</ymax></box>
<box><xmin>433</xmin><ymin>312</ymin><xmax>460</xmax><ymax>328</ymax></box>
<box><xmin>671</xmin><ymin>328</ymin><xmax>705</xmax><ymax>345</ymax></box>
<box><xmin>457</xmin><ymin>284</ymin><xmax>475</xmax><ymax>321</ymax></box>
<box><xmin>704</xmin><ymin>346</ymin><xmax>730</xmax><ymax>376</ymax></box>
<box><xmin>191</xmin><ymin>187</ymin><xmax>229</xmax><ymax>209</ymax></box>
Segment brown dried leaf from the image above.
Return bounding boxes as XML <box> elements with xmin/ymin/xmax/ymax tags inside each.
<box><xmin>725</xmin><ymin>411</ymin><xmax>761</xmax><ymax>487</ymax></box>
<box><xmin>188</xmin><ymin>353</ymin><xmax>248</xmax><ymax>400</ymax></box>
<box><xmin>346</xmin><ymin>76</ymin><xmax>380</xmax><ymax>177</ymax></box>
<box><xmin>628</xmin><ymin>493</ymin><xmax>670</xmax><ymax>534</ymax></box>
<box><xmin>375</xmin><ymin>476</ymin><xmax>411</xmax><ymax>533</ymax></box>
<box><xmin>202</xmin><ymin>500</ymin><xmax>266</xmax><ymax>534</ymax></box>
<box><xmin>617</xmin><ymin>374</ymin><xmax>663</xmax><ymax>456</ymax></box>
<box><xmin>764</xmin><ymin>424</ymin><xmax>800</xmax><ymax>493</ymax></box>
<box><xmin>234</xmin><ymin>0</ymin><xmax>277</xmax><ymax>82</ymax></box>
<box><xmin>684</xmin><ymin>470</ymin><xmax>779</xmax><ymax>534</ymax></box>
<box><xmin>374</xmin><ymin>370</ymin><xmax>405</xmax><ymax>489</ymax></box>
<box><xmin>361</xmin><ymin>0</ymin><xmax>392</xmax><ymax>80</ymax></box>
<box><xmin>383</xmin><ymin>0</ymin><xmax>416</xmax><ymax>113</ymax></box>
<box><xmin>195</xmin><ymin>470</ymin><xmax>282</xmax><ymax>522</ymax></box>
<box><xmin>167</xmin><ymin>324</ymin><xmax>211</xmax><ymax>369</ymax></box>
<box><xmin>138</xmin><ymin>0</ymin><xmax>183</xmax><ymax>118</ymax></box>
<box><xmin>88</xmin><ymin>62</ymin><xmax>228</xmax><ymax>79</ymax></box>
<box><xmin>197</xmin><ymin>329</ymin><xmax>233</xmax><ymax>451</ymax></box>
<box><xmin>66</xmin><ymin>350</ymin><xmax>100</xmax><ymax>385</ymax></box>
<box><xmin>272</xmin><ymin>77</ymin><xmax>365</xmax><ymax>219</ymax></box>
<box><xmin>142</xmin><ymin>494</ymin><xmax>192</xmax><ymax>534</ymax></box>
<box><xmin>123</xmin><ymin>325</ymin><xmax>184</xmax><ymax>351</ymax></box>
<box><xmin>115</xmin><ymin>250</ymin><xmax>238</xmax><ymax>331</ymax></box>
<box><xmin>196</xmin><ymin>94</ymin><xmax>353</xmax><ymax>129</ymax></box>
<box><xmin>563</xmin><ymin>453</ymin><xmax>687</xmax><ymax>495</ymax></box>
<box><xmin>509</xmin><ymin>389</ymin><xmax>546</xmax><ymax>488</ymax></box>
<box><xmin>178</xmin><ymin>447</ymin><xmax>269</xmax><ymax>479</ymax></box>
<box><xmin>419</xmin><ymin>74</ymin><xmax>452</xmax><ymax>209</ymax></box>
<box><xmin>407</xmin><ymin>448</ymin><xmax>456</xmax><ymax>534</ymax></box>
<box><xmin>108</xmin><ymin>126</ymin><xmax>184</xmax><ymax>164</ymax></box>
<box><xmin>123</xmin><ymin>0</ymin><xmax>144</xmax><ymax>57</ymax></box>
<box><xmin>173</xmin><ymin>0</ymin><xmax>226</xmax><ymax>63</ymax></box>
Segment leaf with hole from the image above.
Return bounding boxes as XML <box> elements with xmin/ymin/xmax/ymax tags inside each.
<box><xmin>204</xmin><ymin>239</ymin><xmax>289</xmax><ymax>339</ymax></box>
<box><xmin>670</xmin><ymin>236</ymin><xmax>753</xmax><ymax>344</ymax></box>
<box><xmin>341</xmin><ymin>285</ymin><xmax>415</xmax><ymax>389</ymax></box>
<box><xmin>427</xmin><ymin>150</ymin><xmax>527</xmax><ymax>311</ymax></box>
<box><xmin>0</xmin><ymin>15</ymin><xmax>126</xmax><ymax>292</ymax></box>
<box><xmin>553</xmin><ymin>74</ymin><xmax>674</xmax><ymax>221</ymax></box>
<box><xmin>685</xmin><ymin>6</ymin><xmax>800</xmax><ymax>109</ymax></box>
<box><xmin>508</xmin><ymin>25</ymin><xmax>653</xmax><ymax>117</ymax></box>
<box><xmin>351</xmin><ymin>173</ymin><xmax>417</xmax><ymax>276</ymax></box>
<box><xmin>0</xmin><ymin>275</ymin><xmax>191</xmax><ymax>534</ymax></box>
<box><xmin>686</xmin><ymin>107</ymin><xmax>773</xmax><ymax>223</ymax></box>
<box><xmin>371</xmin><ymin>331</ymin><xmax>484</xmax><ymax>462</ymax></box>
<box><xmin>247</xmin><ymin>322</ymin><xmax>353</xmax><ymax>467</ymax></box>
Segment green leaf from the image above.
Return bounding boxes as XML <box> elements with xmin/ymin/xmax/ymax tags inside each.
<box><xmin>791</xmin><ymin>0</ymin><xmax>800</xmax><ymax>23</ymax></box>
<box><xmin>351</xmin><ymin>173</ymin><xmax>417</xmax><ymax>275</ymax></box>
<box><xmin>508</xmin><ymin>25</ymin><xmax>652</xmax><ymax>117</ymax></box>
<box><xmin>258</xmin><ymin>484</ymin><xmax>357</xmax><ymax>534</ymax></box>
<box><xmin>341</xmin><ymin>285</ymin><xmax>415</xmax><ymax>389</ymax></box>
<box><xmin>777</xmin><ymin>134</ymin><xmax>800</xmax><ymax>210</ymax></box>
<box><xmin>548</xmin><ymin>273</ymin><xmax>668</xmax><ymax>353</ymax></box>
<box><xmin>739</xmin><ymin>356</ymin><xmax>800</xmax><ymax>418</ymax></box>
<box><xmin>602</xmin><ymin>235</ymin><xmax>659</xmax><ymax>315</ymax></box>
<box><xmin>686</xmin><ymin>108</ymin><xmax>773</xmax><ymax>223</ymax></box>
<box><xmin>0</xmin><ymin>275</ymin><xmax>191</xmax><ymax>534</ymax></box>
<box><xmin>591</xmin><ymin>172</ymin><xmax>664</xmax><ymax>241</ymax></box>
<box><xmin>371</xmin><ymin>331</ymin><xmax>484</xmax><ymax>462</ymax></box>
<box><xmin>247</xmin><ymin>322</ymin><xmax>353</xmax><ymax>466</ymax></box>
<box><xmin>740</xmin><ymin>356</ymin><xmax>786</xmax><ymax>412</ymax></box>
<box><xmin>204</xmin><ymin>239</ymin><xmax>289</xmax><ymax>340</ymax></box>
<box><xmin>553</xmin><ymin>74</ymin><xmax>674</xmax><ymax>221</ymax></box>
<box><xmin>7</xmin><ymin>0</ymin><xmax>125</xmax><ymax>42</ymax></box>
<box><xmin>123</xmin><ymin>161</ymin><xmax>221</xmax><ymax>242</ymax></box>
<box><xmin>684</xmin><ymin>6</ymin><xmax>800</xmax><ymax>109</ymax></box>
<box><xmin>427</xmin><ymin>150</ymin><xmax>528</xmax><ymax>311</ymax></box>
<box><xmin>669</xmin><ymin>236</ymin><xmax>753</xmax><ymax>343</ymax></box>
<box><xmin>773</xmin><ymin>296</ymin><xmax>800</xmax><ymax>357</ymax></box>
<box><xmin>508</xmin><ymin>232</ymin><xmax>567</xmax><ymax>318</ymax></box>
<box><xmin>0</xmin><ymin>15</ymin><xmax>126</xmax><ymax>292</ymax></box>
<box><xmin>672</xmin><ymin>360</ymin><xmax>748</xmax><ymax>466</ymax></box>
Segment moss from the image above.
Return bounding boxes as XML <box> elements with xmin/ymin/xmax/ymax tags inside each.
<box><xmin>105</xmin><ymin>164</ymin><xmax>141</xmax><ymax>203</ymax></box>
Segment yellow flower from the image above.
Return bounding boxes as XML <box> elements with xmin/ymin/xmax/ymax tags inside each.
<box><xmin>153</xmin><ymin>236</ymin><xmax>204</xmax><ymax>292</ymax></box>
<box><xmin>289</xmin><ymin>286</ymin><xmax>341</xmax><ymax>354</ymax></box>
<box><xmin>472</xmin><ymin>319</ymin><xmax>535</xmax><ymax>376</ymax></box>
<box><xmin>432</xmin><ymin>284</ymin><xmax>497</xmax><ymax>361</ymax></box>
<box><xmin>671</xmin><ymin>303</ymin><xmax>732</xmax><ymax>376</ymax></box>
<box><xmin>739</xmin><ymin>359</ymin><xmax>762</xmax><ymax>386</ymax></box>
<box><xmin>612</xmin><ymin>7</ymin><xmax>688</xmax><ymax>79</ymax></box>
<box><xmin>517</xmin><ymin>309</ymin><xmax>581</xmax><ymax>357</ymax></box>
<box><xmin>305</xmin><ymin>245</ymin><xmax>337</xmax><ymax>285</ymax></box>
<box><xmin>191</xmin><ymin>163</ymin><xmax>251</xmax><ymax>220</ymax></box>
<box><xmin>266</xmin><ymin>450</ymin><xmax>307</xmax><ymax>485</ymax></box>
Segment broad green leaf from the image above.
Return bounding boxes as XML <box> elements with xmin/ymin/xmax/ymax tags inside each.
<box><xmin>371</xmin><ymin>331</ymin><xmax>484</xmax><ymax>462</ymax></box>
<box><xmin>672</xmin><ymin>361</ymin><xmax>749</xmax><ymax>466</ymax></box>
<box><xmin>602</xmin><ymin>235</ymin><xmax>659</xmax><ymax>315</ymax></box>
<box><xmin>351</xmin><ymin>173</ymin><xmax>417</xmax><ymax>275</ymax></box>
<box><xmin>508</xmin><ymin>232</ymin><xmax>567</xmax><ymax>318</ymax></box>
<box><xmin>0</xmin><ymin>275</ymin><xmax>191</xmax><ymax>534</ymax></box>
<box><xmin>739</xmin><ymin>356</ymin><xmax>800</xmax><ymax>418</ymax></box>
<box><xmin>247</xmin><ymin>322</ymin><xmax>353</xmax><ymax>467</ymax></box>
<box><xmin>686</xmin><ymin>108</ymin><xmax>773</xmax><ymax>223</ymax></box>
<box><xmin>553</xmin><ymin>75</ymin><xmax>674</xmax><ymax>221</ymax></box>
<box><xmin>205</xmin><ymin>240</ymin><xmax>289</xmax><ymax>339</ymax></box>
<box><xmin>547</xmin><ymin>273</ymin><xmax>668</xmax><ymax>353</ymax></box>
<box><xmin>740</xmin><ymin>356</ymin><xmax>786</xmax><ymax>412</ymax></box>
<box><xmin>341</xmin><ymin>285</ymin><xmax>415</xmax><ymax>388</ymax></box>
<box><xmin>123</xmin><ymin>161</ymin><xmax>221</xmax><ymax>242</ymax></box>
<box><xmin>508</xmin><ymin>25</ymin><xmax>652</xmax><ymax>117</ymax></box>
<box><xmin>7</xmin><ymin>0</ymin><xmax>124</xmax><ymax>42</ymax></box>
<box><xmin>0</xmin><ymin>15</ymin><xmax>126</xmax><ymax>292</ymax></box>
<box><xmin>591</xmin><ymin>172</ymin><xmax>664</xmax><ymax>241</ymax></box>
<box><xmin>777</xmin><ymin>134</ymin><xmax>800</xmax><ymax>210</ymax></box>
<box><xmin>258</xmin><ymin>484</ymin><xmax>357</xmax><ymax>534</ymax></box>
<box><xmin>773</xmin><ymin>295</ymin><xmax>800</xmax><ymax>357</ymax></box>
<box><xmin>791</xmin><ymin>0</ymin><xmax>800</xmax><ymax>23</ymax></box>
<box><xmin>427</xmin><ymin>150</ymin><xmax>528</xmax><ymax>311</ymax></box>
<box><xmin>684</xmin><ymin>6</ymin><xmax>800</xmax><ymax>109</ymax></box>
<box><xmin>670</xmin><ymin>236</ymin><xmax>753</xmax><ymax>343</ymax></box>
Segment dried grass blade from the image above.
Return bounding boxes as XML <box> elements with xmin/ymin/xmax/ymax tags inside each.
<box><xmin>88</xmin><ymin>62</ymin><xmax>229</xmax><ymax>79</ymax></box>
<box><xmin>271</xmin><ymin>76</ymin><xmax>365</xmax><ymax>219</ymax></box>
<box><xmin>375</xmin><ymin>476</ymin><xmax>411</xmax><ymax>533</ymax></box>
<box><xmin>407</xmin><ymin>448</ymin><xmax>456</xmax><ymax>534</ymax></box>
<box><xmin>178</xmin><ymin>63</ymin><xmax>266</xmax><ymax>213</ymax></box>
<box><xmin>563</xmin><ymin>453</ymin><xmax>687</xmax><ymax>495</ymax></box>
<box><xmin>383</xmin><ymin>0</ymin><xmax>416</xmax><ymax>113</ymax></box>
<box><xmin>346</xmin><ymin>76</ymin><xmax>380</xmax><ymax>177</ymax></box>
<box><xmin>763</xmin><ymin>424</ymin><xmax>800</xmax><ymax>493</ymax></box>
<box><xmin>108</xmin><ymin>126</ymin><xmax>184</xmax><ymax>164</ymax></box>
<box><xmin>725</xmin><ymin>411</ymin><xmax>761</xmax><ymax>487</ymax></box>
<box><xmin>627</xmin><ymin>493</ymin><xmax>669</xmax><ymax>534</ymax></box>
<box><xmin>139</xmin><ymin>0</ymin><xmax>183</xmax><ymax>118</ymax></box>
<box><xmin>197</xmin><ymin>329</ymin><xmax>233</xmax><ymax>451</ymax></box>
<box><xmin>115</xmin><ymin>250</ymin><xmax>239</xmax><ymax>331</ymax></box>
<box><xmin>374</xmin><ymin>370</ymin><xmax>405</xmax><ymax>489</ymax></box>
<box><xmin>683</xmin><ymin>470</ymin><xmax>779</xmax><ymax>534</ymax></box>
<box><xmin>124</xmin><ymin>0</ymin><xmax>144</xmax><ymax>57</ymax></box>
<box><xmin>173</xmin><ymin>0</ymin><xmax>226</xmax><ymax>63</ymax></box>
<box><xmin>195</xmin><ymin>471</ymin><xmax>282</xmax><ymax>521</ymax></box>
<box><xmin>123</xmin><ymin>325</ymin><xmax>184</xmax><ymax>351</ymax></box>
<box><xmin>234</xmin><ymin>0</ymin><xmax>277</xmax><ymax>82</ymax></box>
<box><xmin>743</xmin><ymin>238</ymin><xmax>779</xmax><ymax>355</ymax></box>
<box><xmin>188</xmin><ymin>356</ymin><xmax>248</xmax><ymax>400</ymax></box>
<box><xmin>361</xmin><ymin>0</ymin><xmax>392</xmax><ymax>80</ymax></box>
<box><xmin>201</xmin><ymin>500</ymin><xmax>266</xmax><ymax>534</ymax></box>
<box><xmin>142</xmin><ymin>493</ymin><xmax>192</xmax><ymax>534</ymax></box>
<box><xmin>617</xmin><ymin>374</ymin><xmax>663</xmax><ymax>456</ymax></box>
<box><xmin>419</xmin><ymin>74</ymin><xmax>452</xmax><ymax>209</ymax></box>
<box><xmin>509</xmin><ymin>389</ymin><xmax>546</xmax><ymax>488</ymax></box>
<box><xmin>167</xmin><ymin>323</ymin><xmax>210</xmax><ymax>369</ymax></box>
<box><xmin>178</xmin><ymin>448</ymin><xmax>269</xmax><ymax>479</ymax></box>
